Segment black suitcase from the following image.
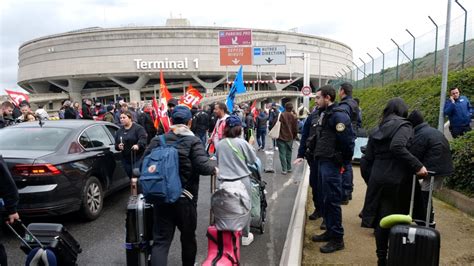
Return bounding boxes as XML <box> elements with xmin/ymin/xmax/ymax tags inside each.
<box><xmin>387</xmin><ymin>174</ymin><xmax>440</xmax><ymax>266</ymax></box>
<box><xmin>19</xmin><ymin>223</ymin><xmax>82</xmax><ymax>265</ymax></box>
<box><xmin>125</xmin><ymin>177</ymin><xmax>154</xmax><ymax>266</ymax></box>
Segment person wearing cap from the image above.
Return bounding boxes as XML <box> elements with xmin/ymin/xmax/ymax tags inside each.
<box><xmin>215</xmin><ymin>115</ymin><xmax>258</xmax><ymax>246</ymax></box>
<box><xmin>139</xmin><ymin>105</ymin><xmax>217</xmax><ymax>266</ymax></box>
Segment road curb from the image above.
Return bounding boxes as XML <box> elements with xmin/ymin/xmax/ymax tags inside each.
<box><xmin>435</xmin><ymin>187</ymin><xmax>474</xmax><ymax>216</ymax></box>
<box><xmin>279</xmin><ymin>162</ymin><xmax>310</xmax><ymax>265</ymax></box>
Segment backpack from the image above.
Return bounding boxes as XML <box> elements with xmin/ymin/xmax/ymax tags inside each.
<box><xmin>139</xmin><ymin>135</ymin><xmax>183</xmax><ymax>203</ymax></box>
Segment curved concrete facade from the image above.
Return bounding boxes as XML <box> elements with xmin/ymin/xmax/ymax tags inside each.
<box><xmin>18</xmin><ymin>26</ymin><xmax>352</xmax><ymax>103</ymax></box>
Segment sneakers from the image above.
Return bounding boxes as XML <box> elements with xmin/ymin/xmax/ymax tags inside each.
<box><xmin>320</xmin><ymin>239</ymin><xmax>344</xmax><ymax>253</ymax></box>
<box><xmin>242</xmin><ymin>232</ymin><xmax>254</xmax><ymax>246</ymax></box>
<box><xmin>281</xmin><ymin>171</ymin><xmax>287</xmax><ymax>175</ymax></box>
<box><xmin>311</xmin><ymin>231</ymin><xmax>330</xmax><ymax>242</ymax></box>
<box><xmin>309</xmin><ymin>211</ymin><xmax>322</xmax><ymax>220</ymax></box>
<box><xmin>287</xmin><ymin>169</ymin><xmax>292</xmax><ymax>173</ymax></box>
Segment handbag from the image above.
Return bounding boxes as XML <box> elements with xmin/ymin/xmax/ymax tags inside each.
<box><xmin>268</xmin><ymin>113</ymin><xmax>281</xmax><ymax>139</ymax></box>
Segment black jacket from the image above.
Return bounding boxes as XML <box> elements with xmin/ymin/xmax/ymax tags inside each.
<box><xmin>191</xmin><ymin>110</ymin><xmax>210</xmax><ymax>134</ymax></box>
<box><xmin>138</xmin><ymin>112</ymin><xmax>157</xmax><ymax>144</ymax></box>
<box><xmin>140</xmin><ymin>131</ymin><xmax>216</xmax><ymax>204</ymax></box>
<box><xmin>409</xmin><ymin>122</ymin><xmax>454</xmax><ymax>177</ymax></box>
<box><xmin>0</xmin><ymin>155</ymin><xmax>19</xmax><ymax>215</ymax></box>
<box><xmin>115</xmin><ymin>123</ymin><xmax>148</xmax><ymax>163</ymax></box>
<box><xmin>361</xmin><ymin>115</ymin><xmax>424</xmax><ymax>227</ymax></box>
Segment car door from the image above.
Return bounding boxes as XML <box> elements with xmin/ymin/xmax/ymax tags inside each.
<box><xmin>81</xmin><ymin>125</ymin><xmax>117</xmax><ymax>192</ymax></box>
<box><xmin>103</xmin><ymin>124</ymin><xmax>130</xmax><ymax>185</ymax></box>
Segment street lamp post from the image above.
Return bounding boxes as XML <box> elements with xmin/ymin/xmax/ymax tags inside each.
<box><xmin>406</xmin><ymin>29</ymin><xmax>416</xmax><ymax>79</ymax></box>
<box><xmin>367</xmin><ymin>53</ymin><xmax>374</xmax><ymax>87</ymax></box>
<box><xmin>454</xmin><ymin>0</ymin><xmax>467</xmax><ymax>69</ymax></box>
<box><xmin>428</xmin><ymin>16</ymin><xmax>439</xmax><ymax>74</ymax></box>
<box><xmin>377</xmin><ymin>47</ymin><xmax>385</xmax><ymax>86</ymax></box>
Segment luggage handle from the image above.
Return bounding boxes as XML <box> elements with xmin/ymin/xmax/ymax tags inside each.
<box><xmin>5</xmin><ymin>220</ymin><xmax>45</xmax><ymax>250</ymax></box>
<box><xmin>409</xmin><ymin>170</ymin><xmax>436</xmax><ymax>228</ymax></box>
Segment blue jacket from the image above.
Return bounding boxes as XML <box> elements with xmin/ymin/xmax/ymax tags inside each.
<box><xmin>443</xmin><ymin>96</ymin><xmax>472</xmax><ymax>127</ymax></box>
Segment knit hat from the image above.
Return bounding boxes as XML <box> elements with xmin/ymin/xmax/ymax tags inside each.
<box><xmin>171</xmin><ymin>105</ymin><xmax>192</xmax><ymax>124</ymax></box>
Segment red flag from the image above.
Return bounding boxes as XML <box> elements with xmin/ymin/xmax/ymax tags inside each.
<box><xmin>179</xmin><ymin>85</ymin><xmax>203</xmax><ymax>109</ymax></box>
<box><xmin>250</xmin><ymin>100</ymin><xmax>258</xmax><ymax>121</ymax></box>
<box><xmin>159</xmin><ymin>70</ymin><xmax>172</xmax><ymax>133</ymax></box>
<box><xmin>5</xmin><ymin>89</ymin><xmax>29</xmax><ymax>106</ymax></box>
<box><xmin>152</xmin><ymin>97</ymin><xmax>160</xmax><ymax>129</ymax></box>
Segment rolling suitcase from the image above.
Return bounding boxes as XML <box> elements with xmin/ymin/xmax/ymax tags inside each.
<box><xmin>264</xmin><ymin>150</ymin><xmax>275</xmax><ymax>173</ymax></box>
<box><xmin>125</xmin><ymin>177</ymin><xmax>154</xmax><ymax>266</ymax></box>
<box><xmin>10</xmin><ymin>221</ymin><xmax>82</xmax><ymax>265</ymax></box>
<box><xmin>203</xmin><ymin>174</ymin><xmax>241</xmax><ymax>266</ymax></box>
<box><xmin>386</xmin><ymin>173</ymin><xmax>440</xmax><ymax>266</ymax></box>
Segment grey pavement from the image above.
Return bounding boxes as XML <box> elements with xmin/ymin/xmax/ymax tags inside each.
<box><xmin>2</xmin><ymin>141</ymin><xmax>302</xmax><ymax>265</ymax></box>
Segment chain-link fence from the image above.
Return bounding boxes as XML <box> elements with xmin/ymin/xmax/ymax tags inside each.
<box><xmin>335</xmin><ymin>8</ymin><xmax>473</xmax><ymax>89</ymax></box>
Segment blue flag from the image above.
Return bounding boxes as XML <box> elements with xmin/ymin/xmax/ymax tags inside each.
<box><xmin>226</xmin><ymin>66</ymin><xmax>246</xmax><ymax>113</ymax></box>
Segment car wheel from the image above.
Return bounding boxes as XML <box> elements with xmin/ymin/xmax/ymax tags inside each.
<box><xmin>80</xmin><ymin>176</ymin><xmax>103</xmax><ymax>221</ymax></box>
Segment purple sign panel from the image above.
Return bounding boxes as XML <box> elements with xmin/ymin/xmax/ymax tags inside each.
<box><xmin>219</xmin><ymin>29</ymin><xmax>252</xmax><ymax>46</ymax></box>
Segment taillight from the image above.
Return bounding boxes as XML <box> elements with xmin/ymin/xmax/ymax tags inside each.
<box><xmin>12</xmin><ymin>164</ymin><xmax>62</xmax><ymax>177</ymax></box>
<box><xmin>68</xmin><ymin>141</ymin><xmax>84</xmax><ymax>154</ymax></box>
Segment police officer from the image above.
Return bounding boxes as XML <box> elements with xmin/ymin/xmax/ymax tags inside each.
<box><xmin>310</xmin><ymin>85</ymin><xmax>354</xmax><ymax>253</ymax></box>
<box><xmin>294</xmin><ymin>106</ymin><xmax>322</xmax><ymax>221</ymax></box>
<box><xmin>338</xmin><ymin>82</ymin><xmax>360</xmax><ymax>204</ymax></box>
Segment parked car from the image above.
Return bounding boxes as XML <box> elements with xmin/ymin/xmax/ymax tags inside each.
<box><xmin>0</xmin><ymin>120</ymin><xmax>130</xmax><ymax>220</ymax></box>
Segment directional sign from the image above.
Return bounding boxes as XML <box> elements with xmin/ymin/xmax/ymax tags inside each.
<box><xmin>219</xmin><ymin>29</ymin><xmax>252</xmax><ymax>46</ymax></box>
<box><xmin>220</xmin><ymin>47</ymin><xmax>252</xmax><ymax>66</ymax></box>
<box><xmin>253</xmin><ymin>46</ymin><xmax>286</xmax><ymax>65</ymax></box>
<box><xmin>301</xmin><ymin>86</ymin><xmax>311</xmax><ymax>96</ymax></box>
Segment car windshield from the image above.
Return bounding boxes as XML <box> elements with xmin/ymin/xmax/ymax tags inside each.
<box><xmin>0</xmin><ymin>127</ymin><xmax>72</xmax><ymax>151</ymax></box>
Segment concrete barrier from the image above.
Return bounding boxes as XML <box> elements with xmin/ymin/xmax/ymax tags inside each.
<box><xmin>279</xmin><ymin>163</ymin><xmax>310</xmax><ymax>265</ymax></box>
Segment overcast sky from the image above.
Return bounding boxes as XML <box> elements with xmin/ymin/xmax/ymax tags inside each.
<box><xmin>1</xmin><ymin>0</ymin><xmax>473</xmax><ymax>94</ymax></box>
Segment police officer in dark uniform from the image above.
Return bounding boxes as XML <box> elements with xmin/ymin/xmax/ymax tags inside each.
<box><xmin>294</xmin><ymin>106</ymin><xmax>322</xmax><ymax>221</ymax></box>
<box><xmin>310</xmin><ymin>85</ymin><xmax>354</xmax><ymax>253</ymax></box>
<box><xmin>338</xmin><ymin>82</ymin><xmax>360</xmax><ymax>204</ymax></box>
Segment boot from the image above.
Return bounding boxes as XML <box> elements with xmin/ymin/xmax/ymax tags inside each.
<box><xmin>320</xmin><ymin>220</ymin><xmax>326</xmax><ymax>230</ymax></box>
<box><xmin>320</xmin><ymin>238</ymin><xmax>344</xmax><ymax>253</ymax></box>
<box><xmin>311</xmin><ymin>231</ymin><xmax>330</xmax><ymax>242</ymax></box>
<box><xmin>309</xmin><ymin>210</ymin><xmax>322</xmax><ymax>220</ymax></box>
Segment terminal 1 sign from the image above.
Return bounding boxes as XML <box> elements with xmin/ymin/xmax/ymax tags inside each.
<box><xmin>134</xmin><ymin>58</ymin><xmax>199</xmax><ymax>70</ymax></box>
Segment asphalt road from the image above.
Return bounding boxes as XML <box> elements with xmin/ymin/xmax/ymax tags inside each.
<box><xmin>2</xmin><ymin>145</ymin><xmax>302</xmax><ymax>265</ymax></box>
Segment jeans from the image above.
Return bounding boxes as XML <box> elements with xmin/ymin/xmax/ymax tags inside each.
<box><xmin>276</xmin><ymin>139</ymin><xmax>293</xmax><ymax>172</ymax></box>
<box><xmin>256</xmin><ymin>128</ymin><xmax>267</xmax><ymax>149</ymax></box>
<box><xmin>195</xmin><ymin>131</ymin><xmax>207</xmax><ymax>147</ymax></box>
<box><xmin>152</xmin><ymin>198</ymin><xmax>198</xmax><ymax>266</ymax></box>
<box><xmin>318</xmin><ymin>159</ymin><xmax>343</xmax><ymax>239</ymax></box>
<box><xmin>450</xmin><ymin>125</ymin><xmax>471</xmax><ymax>138</ymax></box>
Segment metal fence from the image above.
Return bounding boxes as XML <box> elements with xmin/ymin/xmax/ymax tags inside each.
<box><xmin>334</xmin><ymin>3</ymin><xmax>473</xmax><ymax>89</ymax></box>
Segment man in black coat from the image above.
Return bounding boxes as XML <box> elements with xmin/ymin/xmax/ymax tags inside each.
<box><xmin>408</xmin><ymin>110</ymin><xmax>454</xmax><ymax>227</ymax></box>
<box><xmin>0</xmin><ymin>155</ymin><xmax>20</xmax><ymax>266</ymax></box>
<box><xmin>138</xmin><ymin>106</ymin><xmax>216</xmax><ymax>266</ymax></box>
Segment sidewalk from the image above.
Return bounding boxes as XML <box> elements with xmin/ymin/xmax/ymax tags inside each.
<box><xmin>302</xmin><ymin>166</ymin><xmax>474</xmax><ymax>265</ymax></box>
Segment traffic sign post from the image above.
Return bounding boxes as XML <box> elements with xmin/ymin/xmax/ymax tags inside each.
<box><xmin>252</xmin><ymin>46</ymin><xmax>286</xmax><ymax>65</ymax></box>
<box><xmin>301</xmin><ymin>86</ymin><xmax>311</xmax><ymax>96</ymax></box>
<box><xmin>220</xmin><ymin>47</ymin><xmax>253</xmax><ymax>66</ymax></box>
<box><xmin>219</xmin><ymin>29</ymin><xmax>252</xmax><ymax>46</ymax></box>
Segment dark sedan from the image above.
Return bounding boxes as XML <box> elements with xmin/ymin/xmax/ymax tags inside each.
<box><xmin>0</xmin><ymin>120</ymin><xmax>130</xmax><ymax>220</ymax></box>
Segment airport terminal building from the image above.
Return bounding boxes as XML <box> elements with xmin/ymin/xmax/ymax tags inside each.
<box><xmin>17</xmin><ymin>18</ymin><xmax>353</xmax><ymax>105</ymax></box>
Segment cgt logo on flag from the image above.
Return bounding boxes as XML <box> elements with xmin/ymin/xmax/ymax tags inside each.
<box><xmin>179</xmin><ymin>85</ymin><xmax>203</xmax><ymax>109</ymax></box>
<box><xmin>5</xmin><ymin>89</ymin><xmax>29</xmax><ymax>106</ymax></box>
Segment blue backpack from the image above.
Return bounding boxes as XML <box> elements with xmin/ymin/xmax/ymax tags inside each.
<box><xmin>140</xmin><ymin>135</ymin><xmax>183</xmax><ymax>203</ymax></box>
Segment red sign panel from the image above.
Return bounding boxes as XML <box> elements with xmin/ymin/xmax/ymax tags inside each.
<box><xmin>220</xmin><ymin>47</ymin><xmax>253</xmax><ymax>66</ymax></box>
<box><xmin>219</xmin><ymin>29</ymin><xmax>252</xmax><ymax>46</ymax></box>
